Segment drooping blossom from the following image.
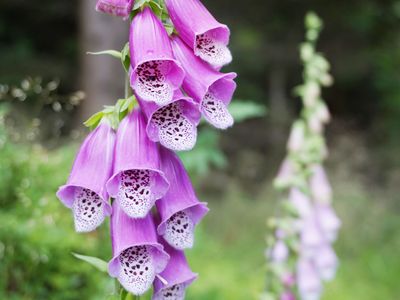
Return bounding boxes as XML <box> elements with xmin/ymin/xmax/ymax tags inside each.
<box><xmin>287</xmin><ymin>121</ymin><xmax>306</xmax><ymax>152</ymax></box>
<box><xmin>310</xmin><ymin>165</ymin><xmax>332</xmax><ymax>204</ymax></box>
<box><xmin>314</xmin><ymin>203</ymin><xmax>341</xmax><ymax>242</ymax></box>
<box><xmin>106</xmin><ymin>109</ymin><xmax>169</xmax><ymax>218</ymax></box>
<box><xmin>95</xmin><ymin>0</ymin><xmax>134</xmax><ymax>18</ymax></box>
<box><xmin>130</xmin><ymin>7</ymin><xmax>185</xmax><ymax>105</ymax></box>
<box><xmin>138</xmin><ymin>90</ymin><xmax>201</xmax><ymax>152</ymax></box>
<box><xmin>153</xmin><ymin>242</ymin><xmax>197</xmax><ymax>300</ymax></box>
<box><xmin>109</xmin><ymin>202</ymin><xmax>169</xmax><ymax>295</ymax></box>
<box><xmin>280</xmin><ymin>291</ymin><xmax>296</xmax><ymax>300</ymax></box>
<box><xmin>165</xmin><ymin>0</ymin><xmax>232</xmax><ymax>67</ymax></box>
<box><xmin>314</xmin><ymin>243</ymin><xmax>338</xmax><ymax>281</ymax></box>
<box><xmin>289</xmin><ymin>188</ymin><xmax>313</xmax><ymax>218</ymax></box>
<box><xmin>57</xmin><ymin>120</ymin><xmax>115</xmax><ymax>232</ymax></box>
<box><xmin>268</xmin><ymin>239</ymin><xmax>289</xmax><ymax>263</ymax></box>
<box><xmin>157</xmin><ymin>147</ymin><xmax>208</xmax><ymax>250</ymax></box>
<box><xmin>297</xmin><ymin>258</ymin><xmax>322</xmax><ymax>300</ymax></box>
<box><xmin>171</xmin><ymin>36</ymin><xmax>236</xmax><ymax>129</ymax></box>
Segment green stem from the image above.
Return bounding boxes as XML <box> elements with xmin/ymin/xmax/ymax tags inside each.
<box><xmin>125</xmin><ymin>73</ymin><xmax>132</xmax><ymax>98</ymax></box>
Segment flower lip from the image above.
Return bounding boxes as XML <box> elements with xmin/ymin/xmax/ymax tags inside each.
<box><xmin>139</xmin><ymin>90</ymin><xmax>201</xmax><ymax>151</ymax></box>
<box><xmin>108</xmin><ymin>242</ymin><xmax>169</xmax><ymax>278</ymax></box>
<box><xmin>157</xmin><ymin>203</ymin><xmax>208</xmax><ymax>236</ymax></box>
<box><xmin>152</xmin><ymin>242</ymin><xmax>198</xmax><ymax>298</ymax></box>
<box><xmin>57</xmin><ymin>184</ymin><xmax>112</xmax><ymax>216</ymax></box>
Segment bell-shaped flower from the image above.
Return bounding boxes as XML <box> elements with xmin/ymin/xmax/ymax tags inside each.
<box><xmin>109</xmin><ymin>202</ymin><xmax>169</xmax><ymax>295</ymax></box>
<box><xmin>297</xmin><ymin>258</ymin><xmax>322</xmax><ymax>300</ymax></box>
<box><xmin>171</xmin><ymin>36</ymin><xmax>236</xmax><ymax>129</ymax></box>
<box><xmin>106</xmin><ymin>109</ymin><xmax>169</xmax><ymax>218</ymax></box>
<box><xmin>315</xmin><ymin>203</ymin><xmax>341</xmax><ymax>242</ymax></box>
<box><xmin>165</xmin><ymin>0</ymin><xmax>232</xmax><ymax>67</ymax></box>
<box><xmin>57</xmin><ymin>121</ymin><xmax>115</xmax><ymax>232</ymax></box>
<box><xmin>300</xmin><ymin>213</ymin><xmax>325</xmax><ymax>258</ymax></box>
<box><xmin>129</xmin><ymin>7</ymin><xmax>185</xmax><ymax>105</ymax></box>
<box><xmin>269</xmin><ymin>239</ymin><xmax>289</xmax><ymax>263</ymax></box>
<box><xmin>314</xmin><ymin>243</ymin><xmax>338</xmax><ymax>281</ymax></box>
<box><xmin>95</xmin><ymin>0</ymin><xmax>134</xmax><ymax>18</ymax></box>
<box><xmin>289</xmin><ymin>188</ymin><xmax>313</xmax><ymax>218</ymax></box>
<box><xmin>152</xmin><ymin>242</ymin><xmax>197</xmax><ymax>300</ymax></box>
<box><xmin>310</xmin><ymin>165</ymin><xmax>332</xmax><ymax>204</ymax></box>
<box><xmin>157</xmin><ymin>147</ymin><xmax>208</xmax><ymax>250</ymax></box>
<box><xmin>138</xmin><ymin>90</ymin><xmax>201</xmax><ymax>152</ymax></box>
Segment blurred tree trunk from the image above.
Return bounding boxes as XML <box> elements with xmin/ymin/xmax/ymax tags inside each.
<box><xmin>78</xmin><ymin>0</ymin><xmax>128</xmax><ymax>122</ymax></box>
<box><xmin>267</xmin><ymin>65</ymin><xmax>292</xmax><ymax>147</ymax></box>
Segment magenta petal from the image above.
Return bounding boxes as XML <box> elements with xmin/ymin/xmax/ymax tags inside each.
<box><xmin>95</xmin><ymin>0</ymin><xmax>134</xmax><ymax>18</ymax></box>
<box><xmin>139</xmin><ymin>90</ymin><xmax>201</xmax><ymax>151</ymax></box>
<box><xmin>109</xmin><ymin>202</ymin><xmax>169</xmax><ymax>295</ymax></box>
<box><xmin>156</xmin><ymin>148</ymin><xmax>208</xmax><ymax>250</ymax></box>
<box><xmin>106</xmin><ymin>109</ymin><xmax>169</xmax><ymax>218</ymax></box>
<box><xmin>171</xmin><ymin>36</ymin><xmax>236</xmax><ymax>129</ymax></box>
<box><xmin>57</xmin><ymin>121</ymin><xmax>115</xmax><ymax>232</ymax></box>
<box><xmin>130</xmin><ymin>7</ymin><xmax>185</xmax><ymax>105</ymax></box>
<box><xmin>165</xmin><ymin>0</ymin><xmax>231</xmax><ymax>67</ymax></box>
<box><xmin>152</xmin><ymin>242</ymin><xmax>197</xmax><ymax>300</ymax></box>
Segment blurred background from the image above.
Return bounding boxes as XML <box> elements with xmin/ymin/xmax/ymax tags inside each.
<box><xmin>1</xmin><ymin>0</ymin><xmax>400</xmax><ymax>299</ymax></box>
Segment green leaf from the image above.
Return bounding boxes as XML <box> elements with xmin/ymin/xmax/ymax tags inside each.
<box><xmin>72</xmin><ymin>253</ymin><xmax>108</xmax><ymax>273</ymax></box>
<box><xmin>83</xmin><ymin>111</ymin><xmax>104</xmax><ymax>130</ymax></box>
<box><xmin>228</xmin><ymin>100</ymin><xmax>267</xmax><ymax>122</ymax></box>
<box><xmin>87</xmin><ymin>50</ymin><xmax>122</xmax><ymax>59</ymax></box>
<box><xmin>121</xmin><ymin>43</ymin><xmax>130</xmax><ymax>72</ymax></box>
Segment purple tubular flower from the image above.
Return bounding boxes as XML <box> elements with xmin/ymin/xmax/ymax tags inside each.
<box><xmin>157</xmin><ymin>147</ymin><xmax>209</xmax><ymax>250</ymax></box>
<box><xmin>57</xmin><ymin>121</ymin><xmax>115</xmax><ymax>232</ymax></box>
<box><xmin>152</xmin><ymin>242</ymin><xmax>197</xmax><ymax>300</ymax></box>
<box><xmin>95</xmin><ymin>0</ymin><xmax>134</xmax><ymax>18</ymax></box>
<box><xmin>310</xmin><ymin>165</ymin><xmax>332</xmax><ymax>204</ymax></box>
<box><xmin>300</xmin><ymin>214</ymin><xmax>325</xmax><ymax>258</ymax></box>
<box><xmin>129</xmin><ymin>7</ymin><xmax>185</xmax><ymax>105</ymax></box>
<box><xmin>106</xmin><ymin>109</ymin><xmax>169</xmax><ymax>218</ymax></box>
<box><xmin>315</xmin><ymin>203</ymin><xmax>341</xmax><ymax>242</ymax></box>
<box><xmin>109</xmin><ymin>202</ymin><xmax>169</xmax><ymax>295</ymax></box>
<box><xmin>165</xmin><ymin>0</ymin><xmax>232</xmax><ymax>67</ymax></box>
<box><xmin>297</xmin><ymin>258</ymin><xmax>322</xmax><ymax>300</ymax></box>
<box><xmin>171</xmin><ymin>36</ymin><xmax>236</xmax><ymax>129</ymax></box>
<box><xmin>314</xmin><ymin>243</ymin><xmax>338</xmax><ymax>281</ymax></box>
<box><xmin>138</xmin><ymin>90</ymin><xmax>201</xmax><ymax>152</ymax></box>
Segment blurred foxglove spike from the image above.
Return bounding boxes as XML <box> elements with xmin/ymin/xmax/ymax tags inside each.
<box><xmin>130</xmin><ymin>7</ymin><xmax>185</xmax><ymax>105</ymax></box>
<box><xmin>109</xmin><ymin>202</ymin><xmax>169</xmax><ymax>295</ymax></box>
<box><xmin>57</xmin><ymin>121</ymin><xmax>115</xmax><ymax>232</ymax></box>
<box><xmin>106</xmin><ymin>109</ymin><xmax>169</xmax><ymax>218</ymax></box>
<box><xmin>165</xmin><ymin>0</ymin><xmax>232</xmax><ymax>67</ymax></box>
<box><xmin>171</xmin><ymin>36</ymin><xmax>236</xmax><ymax>129</ymax></box>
